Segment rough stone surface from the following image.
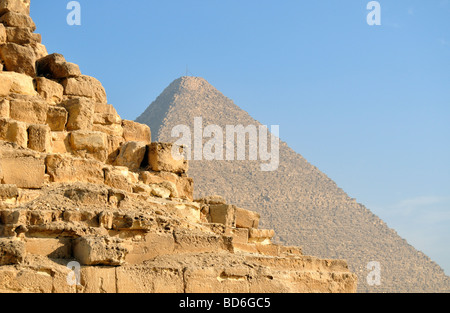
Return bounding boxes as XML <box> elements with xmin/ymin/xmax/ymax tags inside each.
<box><xmin>0</xmin><ymin>42</ymin><xmax>35</xmax><ymax>76</ymax></box>
<box><xmin>62</xmin><ymin>75</ymin><xmax>107</xmax><ymax>104</ymax></box>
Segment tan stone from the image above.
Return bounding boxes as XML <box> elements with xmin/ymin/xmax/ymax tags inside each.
<box><xmin>235</xmin><ymin>207</ymin><xmax>260</xmax><ymax>229</ymax></box>
<box><xmin>0</xmin><ymin>184</ymin><xmax>18</xmax><ymax>201</ymax></box>
<box><xmin>0</xmin><ymin>0</ymin><xmax>31</xmax><ymax>16</ymax></box>
<box><xmin>0</xmin><ymin>98</ymin><xmax>9</xmax><ymax>118</ymax></box>
<box><xmin>248</xmin><ymin>229</ymin><xmax>275</xmax><ymax>245</ymax></box>
<box><xmin>184</xmin><ymin>267</ymin><xmax>250</xmax><ymax>293</ymax></box>
<box><xmin>36</xmin><ymin>53</ymin><xmax>81</xmax><ymax>79</ymax></box>
<box><xmin>62</xmin><ymin>75</ymin><xmax>107</xmax><ymax>104</ymax></box>
<box><xmin>104</xmin><ymin>166</ymin><xmax>134</xmax><ymax>193</ymax></box>
<box><xmin>27</xmin><ymin>124</ymin><xmax>51</xmax><ymax>152</ymax></box>
<box><xmin>46</xmin><ymin>106</ymin><xmax>68</xmax><ymax>131</ymax></box>
<box><xmin>50</xmin><ymin>131</ymin><xmax>70</xmax><ymax>154</ymax></box>
<box><xmin>147</xmin><ymin>142</ymin><xmax>188</xmax><ymax>174</ymax></box>
<box><xmin>69</xmin><ymin>130</ymin><xmax>108</xmax><ymax>162</ymax></box>
<box><xmin>0</xmin><ymin>118</ymin><xmax>28</xmax><ymax>147</ymax></box>
<box><xmin>92</xmin><ymin>123</ymin><xmax>123</xmax><ymax>137</ymax></box>
<box><xmin>0</xmin><ymin>42</ymin><xmax>35</xmax><ymax>76</ymax></box>
<box><xmin>122</xmin><ymin>120</ymin><xmax>151</xmax><ymax>144</ymax></box>
<box><xmin>9</xmin><ymin>98</ymin><xmax>48</xmax><ymax>124</ymax></box>
<box><xmin>79</xmin><ymin>267</ymin><xmax>116</xmax><ymax>293</ymax></box>
<box><xmin>45</xmin><ymin>154</ymin><xmax>105</xmax><ymax>184</ymax></box>
<box><xmin>35</xmin><ymin>77</ymin><xmax>64</xmax><ymax>104</ymax></box>
<box><xmin>116</xmin><ymin>266</ymin><xmax>184</xmax><ymax>293</ymax></box>
<box><xmin>0</xmin><ymin>239</ymin><xmax>25</xmax><ymax>265</ymax></box>
<box><xmin>225</xmin><ymin>227</ymin><xmax>249</xmax><ymax>244</ymax></box>
<box><xmin>25</xmin><ymin>238</ymin><xmax>72</xmax><ymax>259</ymax></box>
<box><xmin>28</xmin><ymin>42</ymin><xmax>47</xmax><ymax>59</ymax></box>
<box><xmin>209</xmin><ymin>204</ymin><xmax>236</xmax><ymax>227</ymax></box>
<box><xmin>5</xmin><ymin>26</ymin><xmax>40</xmax><ymax>44</ymax></box>
<box><xmin>106</xmin><ymin>134</ymin><xmax>124</xmax><ymax>163</ymax></box>
<box><xmin>0</xmin><ymin>151</ymin><xmax>45</xmax><ymax>188</ymax></box>
<box><xmin>0</xmin><ymin>71</ymin><xmax>36</xmax><ymax>95</ymax></box>
<box><xmin>113</xmin><ymin>141</ymin><xmax>146</xmax><ymax>171</ymax></box>
<box><xmin>61</xmin><ymin>97</ymin><xmax>94</xmax><ymax>131</ymax></box>
<box><xmin>125</xmin><ymin>232</ymin><xmax>175</xmax><ymax>264</ymax></box>
<box><xmin>73</xmin><ymin>236</ymin><xmax>128</xmax><ymax>266</ymax></box>
<box><xmin>139</xmin><ymin>171</ymin><xmax>194</xmax><ymax>200</ymax></box>
<box><xmin>0</xmin><ymin>24</ymin><xmax>5</xmax><ymax>43</ymax></box>
<box><xmin>94</xmin><ymin>103</ymin><xmax>121</xmax><ymax>125</ymax></box>
<box><xmin>0</xmin><ymin>11</ymin><xmax>35</xmax><ymax>30</ymax></box>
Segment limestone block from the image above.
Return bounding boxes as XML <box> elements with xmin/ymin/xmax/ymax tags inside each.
<box><xmin>235</xmin><ymin>207</ymin><xmax>260</xmax><ymax>229</ymax></box>
<box><xmin>173</xmin><ymin>230</ymin><xmax>231</xmax><ymax>254</ymax></box>
<box><xmin>0</xmin><ymin>118</ymin><xmax>27</xmax><ymax>147</ymax></box>
<box><xmin>28</xmin><ymin>42</ymin><xmax>47</xmax><ymax>59</ymax></box>
<box><xmin>147</xmin><ymin>142</ymin><xmax>188</xmax><ymax>174</ymax></box>
<box><xmin>25</xmin><ymin>238</ymin><xmax>72</xmax><ymax>259</ymax></box>
<box><xmin>0</xmin><ymin>0</ymin><xmax>31</xmax><ymax>16</ymax></box>
<box><xmin>104</xmin><ymin>166</ymin><xmax>134</xmax><ymax>193</ymax></box>
<box><xmin>92</xmin><ymin>123</ymin><xmax>123</xmax><ymax>137</ymax></box>
<box><xmin>69</xmin><ymin>130</ymin><xmax>108</xmax><ymax>162</ymax></box>
<box><xmin>79</xmin><ymin>267</ymin><xmax>117</xmax><ymax>293</ymax></box>
<box><xmin>122</xmin><ymin>120</ymin><xmax>151</xmax><ymax>144</ymax></box>
<box><xmin>0</xmin><ymin>184</ymin><xmax>18</xmax><ymax>205</ymax></box>
<box><xmin>5</xmin><ymin>26</ymin><xmax>40</xmax><ymax>44</ymax></box>
<box><xmin>125</xmin><ymin>232</ymin><xmax>175</xmax><ymax>264</ymax></box>
<box><xmin>196</xmin><ymin>195</ymin><xmax>227</xmax><ymax>205</ymax></box>
<box><xmin>209</xmin><ymin>204</ymin><xmax>236</xmax><ymax>227</ymax></box>
<box><xmin>9</xmin><ymin>98</ymin><xmax>48</xmax><ymax>124</ymax></box>
<box><xmin>27</xmin><ymin>124</ymin><xmax>51</xmax><ymax>152</ymax></box>
<box><xmin>45</xmin><ymin>154</ymin><xmax>105</xmax><ymax>184</ymax></box>
<box><xmin>0</xmin><ymin>12</ymin><xmax>35</xmax><ymax>30</ymax></box>
<box><xmin>50</xmin><ymin>131</ymin><xmax>70</xmax><ymax>154</ymax></box>
<box><xmin>36</xmin><ymin>53</ymin><xmax>81</xmax><ymax>79</ymax></box>
<box><xmin>0</xmin><ymin>153</ymin><xmax>45</xmax><ymax>188</ymax></box>
<box><xmin>62</xmin><ymin>75</ymin><xmax>107</xmax><ymax>104</ymax></box>
<box><xmin>0</xmin><ymin>24</ymin><xmax>5</xmax><ymax>43</ymax></box>
<box><xmin>0</xmin><ymin>239</ymin><xmax>26</xmax><ymax>265</ymax></box>
<box><xmin>0</xmin><ymin>42</ymin><xmax>35</xmax><ymax>76</ymax></box>
<box><xmin>116</xmin><ymin>266</ymin><xmax>184</xmax><ymax>293</ymax></box>
<box><xmin>139</xmin><ymin>171</ymin><xmax>193</xmax><ymax>201</ymax></box>
<box><xmin>113</xmin><ymin>141</ymin><xmax>146</xmax><ymax>171</ymax></box>
<box><xmin>61</xmin><ymin>97</ymin><xmax>94</xmax><ymax>131</ymax></box>
<box><xmin>148</xmin><ymin>184</ymin><xmax>171</xmax><ymax>199</ymax></box>
<box><xmin>94</xmin><ymin>103</ymin><xmax>121</xmax><ymax>125</ymax></box>
<box><xmin>184</xmin><ymin>266</ymin><xmax>251</xmax><ymax>293</ymax></box>
<box><xmin>0</xmin><ymin>98</ymin><xmax>9</xmax><ymax>118</ymax></box>
<box><xmin>0</xmin><ymin>71</ymin><xmax>36</xmax><ymax>95</ymax></box>
<box><xmin>106</xmin><ymin>134</ymin><xmax>124</xmax><ymax>163</ymax></box>
<box><xmin>35</xmin><ymin>77</ymin><xmax>64</xmax><ymax>104</ymax></box>
<box><xmin>46</xmin><ymin>106</ymin><xmax>68</xmax><ymax>131</ymax></box>
<box><xmin>225</xmin><ymin>227</ymin><xmax>249</xmax><ymax>244</ymax></box>
<box><xmin>73</xmin><ymin>236</ymin><xmax>128</xmax><ymax>266</ymax></box>
<box><xmin>248</xmin><ymin>229</ymin><xmax>275</xmax><ymax>245</ymax></box>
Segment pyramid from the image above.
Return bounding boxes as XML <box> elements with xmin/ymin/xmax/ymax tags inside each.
<box><xmin>137</xmin><ymin>76</ymin><xmax>450</xmax><ymax>293</ymax></box>
<box><xmin>0</xmin><ymin>0</ymin><xmax>357</xmax><ymax>293</ymax></box>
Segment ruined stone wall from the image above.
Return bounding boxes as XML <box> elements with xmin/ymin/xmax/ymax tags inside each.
<box><xmin>0</xmin><ymin>0</ymin><xmax>357</xmax><ymax>293</ymax></box>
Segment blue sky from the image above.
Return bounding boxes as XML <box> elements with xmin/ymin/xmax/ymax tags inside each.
<box><xmin>31</xmin><ymin>1</ymin><xmax>450</xmax><ymax>275</ymax></box>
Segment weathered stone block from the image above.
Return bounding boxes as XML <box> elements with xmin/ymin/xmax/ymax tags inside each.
<box><xmin>9</xmin><ymin>98</ymin><xmax>48</xmax><ymax>124</ymax></box>
<box><xmin>27</xmin><ymin>124</ymin><xmax>51</xmax><ymax>152</ymax></box>
<box><xmin>122</xmin><ymin>120</ymin><xmax>151</xmax><ymax>144</ymax></box>
<box><xmin>92</xmin><ymin>123</ymin><xmax>123</xmax><ymax>137</ymax></box>
<box><xmin>116</xmin><ymin>266</ymin><xmax>184</xmax><ymax>293</ymax></box>
<box><xmin>73</xmin><ymin>236</ymin><xmax>128</xmax><ymax>266</ymax></box>
<box><xmin>235</xmin><ymin>207</ymin><xmax>260</xmax><ymax>229</ymax></box>
<box><xmin>0</xmin><ymin>11</ymin><xmax>35</xmax><ymax>30</ymax></box>
<box><xmin>138</xmin><ymin>171</ymin><xmax>194</xmax><ymax>201</ymax></box>
<box><xmin>69</xmin><ymin>130</ymin><xmax>108</xmax><ymax>162</ymax></box>
<box><xmin>0</xmin><ymin>71</ymin><xmax>36</xmax><ymax>95</ymax></box>
<box><xmin>28</xmin><ymin>41</ymin><xmax>47</xmax><ymax>59</ymax></box>
<box><xmin>0</xmin><ymin>239</ymin><xmax>26</xmax><ymax>265</ymax></box>
<box><xmin>25</xmin><ymin>238</ymin><xmax>72</xmax><ymax>259</ymax></box>
<box><xmin>125</xmin><ymin>232</ymin><xmax>175</xmax><ymax>264</ymax></box>
<box><xmin>209</xmin><ymin>204</ymin><xmax>236</xmax><ymax>227</ymax></box>
<box><xmin>0</xmin><ymin>0</ymin><xmax>31</xmax><ymax>16</ymax></box>
<box><xmin>36</xmin><ymin>53</ymin><xmax>81</xmax><ymax>79</ymax></box>
<box><xmin>45</xmin><ymin>154</ymin><xmax>105</xmax><ymax>184</ymax></box>
<box><xmin>0</xmin><ymin>42</ymin><xmax>35</xmax><ymax>76</ymax></box>
<box><xmin>61</xmin><ymin>97</ymin><xmax>94</xmax><ymax>131</ymax></box>
<box><xmin>0</xmin><ymin>24</ymin><xmax>5</xmax><ymax>43</ymax></box>
<box><xmin>5</xmin><ymin>26</ymin><xmax>40</xmax><ymax>44</ymax></box>
<box><xmin>0</xmin><ymin>118</ymin><xmax>27</xmax><ymax>147</ymax></box>
<box><xmin>113</xmin><ymin>141</ymin><xmax>146</xmax><ymax>171</ymax></box>
<box><xmin>62</xmin><ymin>75</ymin><xmax>107</xmax><ymax>104</ymax></box>
<box><xmin>50</xmin><ymin>131</ymin><xmax>70</xmax><ymax>154</ymax></box>
<box><xmin>0</xmin><ymin>153</ymin><xmax>45</xmax><ymax>188</ymax></box>
<box><xmin>248</xmin><ymin>229</ymin><xmax>275</xmax><ymax>245</ymax></box>
<box><xmin>46</xmin><ymin>106</ymin><xmax>68</xmax><ymax>131</ymax></box>
<box><xmin>147</xmin><ymin>142</ymin><xmax>188</xmax><ymax>174</ymax></box>
<box><xmin>0</xmin><ymin>98</ymin><xmax>10</xmax><ymax>118</ymax></box>
<box><xmin>35</xmin><ymin>77</ymin><xmax>64</xmax><ymax>104</ymax></box>
<box><xmin>94</xmin><ymin>103</ymin><xmax>121</xmax><ymax>125</ymax></box>
<box><xmin>104</xmin><ymin>166</ymin><xmax>134</xmax><ymax>193</ymax></box>
<box><xmin>79</xmin><ymin>267</ymin><xmax>116</xmax><ymax>293</ymax></box>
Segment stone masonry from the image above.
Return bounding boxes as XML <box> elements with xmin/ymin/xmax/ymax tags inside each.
<box><xmin>0</xmin><ymin>0</ymin><xmax>357</xmax><ymax>293</ymax></box>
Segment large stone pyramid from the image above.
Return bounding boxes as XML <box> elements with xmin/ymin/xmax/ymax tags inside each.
<box><xmin>137</xmin><ymin>76</ymin><xmax>450</xmax><ymax>293</ymax></box>
<box><xmin>0</xmin><ymin>0</ymin><xmax>357</xmax><ymax>293</ymax></box>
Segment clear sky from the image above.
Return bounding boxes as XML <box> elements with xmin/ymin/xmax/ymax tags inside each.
<box><xmin>31</xmin><ymin>0</ymin><xmax>450</xmax><ymax>275</ymax></box>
